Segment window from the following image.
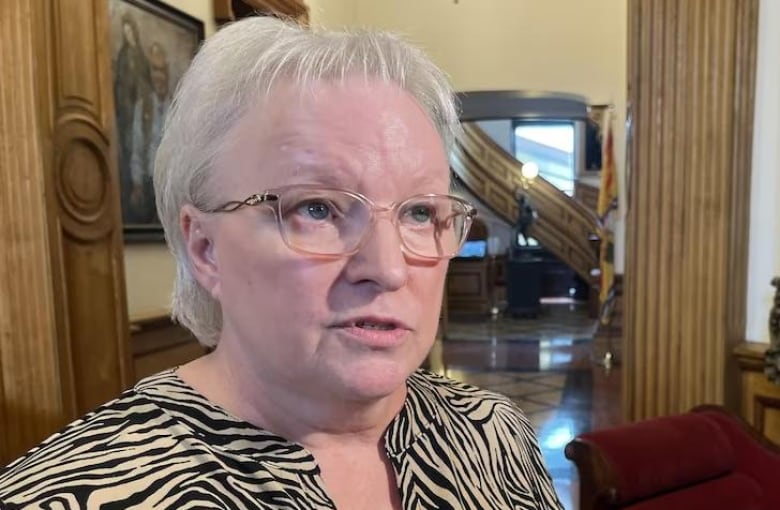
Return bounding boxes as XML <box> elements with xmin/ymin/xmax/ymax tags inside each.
<box><xmin>513</xmin><ymin>121</ymin><xmax>576</xmax><ymax>196</ymax></box>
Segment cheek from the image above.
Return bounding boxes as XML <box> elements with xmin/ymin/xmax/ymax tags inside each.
<box><xmin>266</xmin><ymin>260</ymin><xmax>341</xmax><ymax>307</ymax></box>
<box><xmin>221</xmin><ymin>248</ymin><xmax>343</xmax><ymax>321</ymax></box>
<box><xmin>410</xmin><ymin>263</ymin><xmax>447</xmax><ymax>320</ymax></box>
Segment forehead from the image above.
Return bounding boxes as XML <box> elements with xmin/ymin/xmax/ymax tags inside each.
<box><xmin>213</xmin><ymin>77</ymin><xmax>449</xmax><ymax>195</ymax></box>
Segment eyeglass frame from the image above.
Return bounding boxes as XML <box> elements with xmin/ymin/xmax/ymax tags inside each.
<box><xmin>199</xmin><ymin>184</ymin><xmax>478</xmax><ymax>260</ymax></box>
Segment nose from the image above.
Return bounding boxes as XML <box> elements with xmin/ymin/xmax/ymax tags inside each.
<box><xmin>343</xmin><ymin>214</ymin><xmax>408</xmax><ymax>292</ymax></box>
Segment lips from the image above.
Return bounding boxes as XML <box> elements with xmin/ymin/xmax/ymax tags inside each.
<box><xmin>354</xmin><ymin>320</ymin><xmax>396</xmax><ymax>330</ymax></box>
<box><xmin>330</xmin><ymin>316</ymin><xmax>412</xmax><ymax>348</ymax></box>
<box><xmin>333</xmin><ymin>316</ymin><xmax>411</xmax><ymax>331</ymax></box>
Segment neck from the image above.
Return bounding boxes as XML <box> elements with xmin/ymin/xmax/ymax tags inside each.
<box><xmin>177</xmin><ymin>345</ymin><xmax>407</xmax><ymax>449</ymax></box>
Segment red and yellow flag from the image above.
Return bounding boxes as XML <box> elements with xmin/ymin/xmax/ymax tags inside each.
<box><xmin>597</xmin><ymin>111</ymin><xmax>618</xmax><ymax>323</ymax></box>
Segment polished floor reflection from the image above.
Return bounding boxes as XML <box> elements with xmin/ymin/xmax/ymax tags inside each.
<box><xmin>431</xmin><ymin>303</ymin><xmax>622</xmax><ymax>510</ymax></box>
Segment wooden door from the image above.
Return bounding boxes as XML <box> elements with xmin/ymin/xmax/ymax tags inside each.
<box><xmin>1</xmin><ymin>0</ymin><xmax>132</xmax><ymax>464</ymax></box>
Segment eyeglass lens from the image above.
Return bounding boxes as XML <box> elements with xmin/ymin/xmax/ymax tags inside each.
<box><xmin>275</xmin><ymin>189</ymin><xmax>468</xmax><ymax>258</ymax></box>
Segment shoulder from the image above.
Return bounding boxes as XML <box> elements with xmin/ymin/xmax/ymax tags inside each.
<box><xmin>407</xmin><ymin>370</ymin><xmax>545</xmax><ymax>455</ymax></box>
<box><xmin>408</xmin><ymin>369</ymin><xmax>550</xmax><ymax>462</ymax></box>
<box><xmin>410</xmin><ymin>369</ymin><xmax>519</xmax><ymax>405</ymax></box>
<box><xmin>408</xmin><ymin>369</ymin><xmax>529</xmax><ymax>428</ymax></box>
<box><xmin>0</xmin><ymin>371</ymin><xmax>189</xmax><ymax>505</ymax></box>
<box><xmin>403</xmin><ymin>372</ymin><xmax>563</xmax><ymax>508</ymax></box>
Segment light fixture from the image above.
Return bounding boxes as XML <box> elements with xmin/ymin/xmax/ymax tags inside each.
<box><xmin>521</xmin><ymin>161</ymin><xmax>539</xmax><ymax>180</ymax></box>
<box><xmin>519</xmin><ymin>161</ymin><xmax>539</xmax><ymax>190</ymax></box>
<box><xmin>515</xmin><ymin>161</ymin><xmax>539</xmax><ymax>248</ymax></box>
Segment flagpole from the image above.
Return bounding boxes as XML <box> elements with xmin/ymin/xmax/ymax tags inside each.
<box><xmin>595</xmin><ymin>297</ymin><xmax>620</xmax><ymax>370</ymax></box>
<box><xmin>594</xmin><ymin>107</ymin><xmax>620</xmax><ymax>370</ymax></box>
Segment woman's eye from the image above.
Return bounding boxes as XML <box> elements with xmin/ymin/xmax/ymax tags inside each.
<box><xmin>298</xmin><ymin>201</ymin><xmax>331</xmax><ymax>220</ymax></box>
<box><xmin>407</xmin><ymin>205</ymin><xmax>434</xmax><ymax>223</ymax></box>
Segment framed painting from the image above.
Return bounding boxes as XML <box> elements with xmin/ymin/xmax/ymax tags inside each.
<box><xmin>109</xmin><ymin>0</ymin><xmax>203</xmax><ymax>241</ymax></box>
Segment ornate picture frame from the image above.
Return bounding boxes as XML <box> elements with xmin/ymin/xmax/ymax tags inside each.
<box><xmin>109</xmin><ymin>0</ymin><xmax>203</xmax><ymax>242</ymax></box>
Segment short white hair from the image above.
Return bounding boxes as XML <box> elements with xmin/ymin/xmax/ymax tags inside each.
<box><xmin>154</xmin><ymin>16</ymin><xmax>460</xmax><ymax>346</ymax></box>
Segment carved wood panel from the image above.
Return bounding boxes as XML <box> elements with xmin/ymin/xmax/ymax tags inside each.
<box><xmin>51</xmin><ymin>0</ymin><xmax>131</xmax><ymax>415</ymax></box>
<box><xmin>0</xmin><ymin>0</ymin><xmax>131</xmax><ymax>464</ymax></box>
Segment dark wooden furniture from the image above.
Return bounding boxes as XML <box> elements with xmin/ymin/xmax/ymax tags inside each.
<box><xmin>446</xmin><ymin>257</ymin><xmax>492</xmax><ymax>316</ymax></box>
<box><xmin>505</xmin><ymin>256</ymin><xmax>542</xmax><ymax>318</ymax></box>
<box><xmin>131</xmin><ymin>312</ymin><xmax>207</xmax><ymax>381</ymax></box>
<box><xmin>445</xmin><ymin>218</ymin><xmax>494</xmax><ymax>317</ymax></box>
<box><xmin>734</xmin><ymin>341</ymin><xmax>780</xmax><ymax>446</ymax></box>
<box><xmin>732</xmin><ymin>277</ymin><xmax>780</xmax><ymax>445</ymax></box>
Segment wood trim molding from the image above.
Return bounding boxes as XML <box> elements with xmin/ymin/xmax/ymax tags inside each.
<box><xmin>733</xmin><ymin>341</ymin><xmax>780</xmax><ymax>444</ymax></box>
<box><xmin>214</xmin><ymin>0</ymin><xmax>310</xmax><ymax>26</ymax></box>
<box><xmin>624</xmin><ymin>0</ymin><xmax>758</xmax><ymax>420</ymax></box>
<box><xmin>755</xmin><ymin>396</ymin><xmax>780</xmax><ymax>434</ymax></box>
<box><xmin>734</xmin><ymin>341</ymin><xmax>768</xmax><ymax>372</ymax></box>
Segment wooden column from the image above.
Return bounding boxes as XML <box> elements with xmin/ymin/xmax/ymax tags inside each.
<box><xmin>624</xmin><ymin>0</ymin><xmax>757</xmax><ymax>420</ymax></box>
<box><xmin>0</xmin><ymin>0</ymin><xmax>132</xmax><ymax>463</ymax></box>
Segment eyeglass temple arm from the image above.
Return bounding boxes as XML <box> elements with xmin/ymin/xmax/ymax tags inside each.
<box><xmin>206</xmin><ymin>193</ymin><xmax>279</xmax><ymax>213</ymax></box>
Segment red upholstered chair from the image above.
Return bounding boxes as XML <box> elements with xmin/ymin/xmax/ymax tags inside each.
<box><xmin>564</xmin><ymin>405</ymin><xmax>780</xmax><ymax>510</ymax></box>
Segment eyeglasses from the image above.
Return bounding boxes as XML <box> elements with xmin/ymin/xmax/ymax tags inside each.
<box><xmin>203</xmin><ymin>185</ymin><xmax>478</xmax><ymax>260</ymax></box>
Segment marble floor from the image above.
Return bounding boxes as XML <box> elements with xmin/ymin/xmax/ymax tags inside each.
<box><xmin>429</xmin><ymin>303</ymin><xmax>623</xmax><ymax>510</ymax></box>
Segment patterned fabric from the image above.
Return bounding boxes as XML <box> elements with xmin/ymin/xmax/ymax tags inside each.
<box><xmin>0</xmin><ymin>369</ymin><xmax>562</xmax><ymax>509</ymax></box>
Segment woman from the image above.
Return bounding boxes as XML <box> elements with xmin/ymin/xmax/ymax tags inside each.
<box><xmin>0</xmin><ymin>17</ymin><xmax>562</xmax><ymax>509</ymax></box>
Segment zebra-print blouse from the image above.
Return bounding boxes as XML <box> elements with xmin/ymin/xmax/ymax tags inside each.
<box><xmin>0</xmin><ymin>369</ymin><xmax>562</xmax><ymax>509</ymax></box>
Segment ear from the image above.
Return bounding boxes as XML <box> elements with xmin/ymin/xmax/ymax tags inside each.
<box><xmin>180</xmin><ymin>204</ymin><xmax>221</xmax><ymax>300</ymax></box>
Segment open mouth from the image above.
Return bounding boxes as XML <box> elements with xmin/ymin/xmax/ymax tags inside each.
<box><xmin>353</xmin><ymin>320</ymin><xmax>396</xmax><ymax>331</ymax></box>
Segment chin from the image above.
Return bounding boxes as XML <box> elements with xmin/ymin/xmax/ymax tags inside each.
<box><xmin>337</xmin><ymin>359</ymin><xmax>415</xmax><ymax>401</ymax></box>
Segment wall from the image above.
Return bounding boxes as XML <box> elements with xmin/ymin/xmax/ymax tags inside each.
<box><xmin>307</xmin><ymin>0</ymin><xmax>356</xmax><ymax>27</ymax></box>
<box><xmin>352</xmin><ymin>1</ymin><xmax>625</xmax><ymax>101</ymax></box>
<box><xmin>123</xmin><ymin>0</ymin><xmax>215</xmax><ymax>318</ymax></box>
<box><xmin>746</xmin><ymin>0</ymin><xmax>780</xmax><ymax>342</ymax></box>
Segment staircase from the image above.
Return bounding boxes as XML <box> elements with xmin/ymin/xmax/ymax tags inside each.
<box><xmin>450</xmin><ymin>122</ymin><xmax>601</xmax><ymax>282</ymax></box>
